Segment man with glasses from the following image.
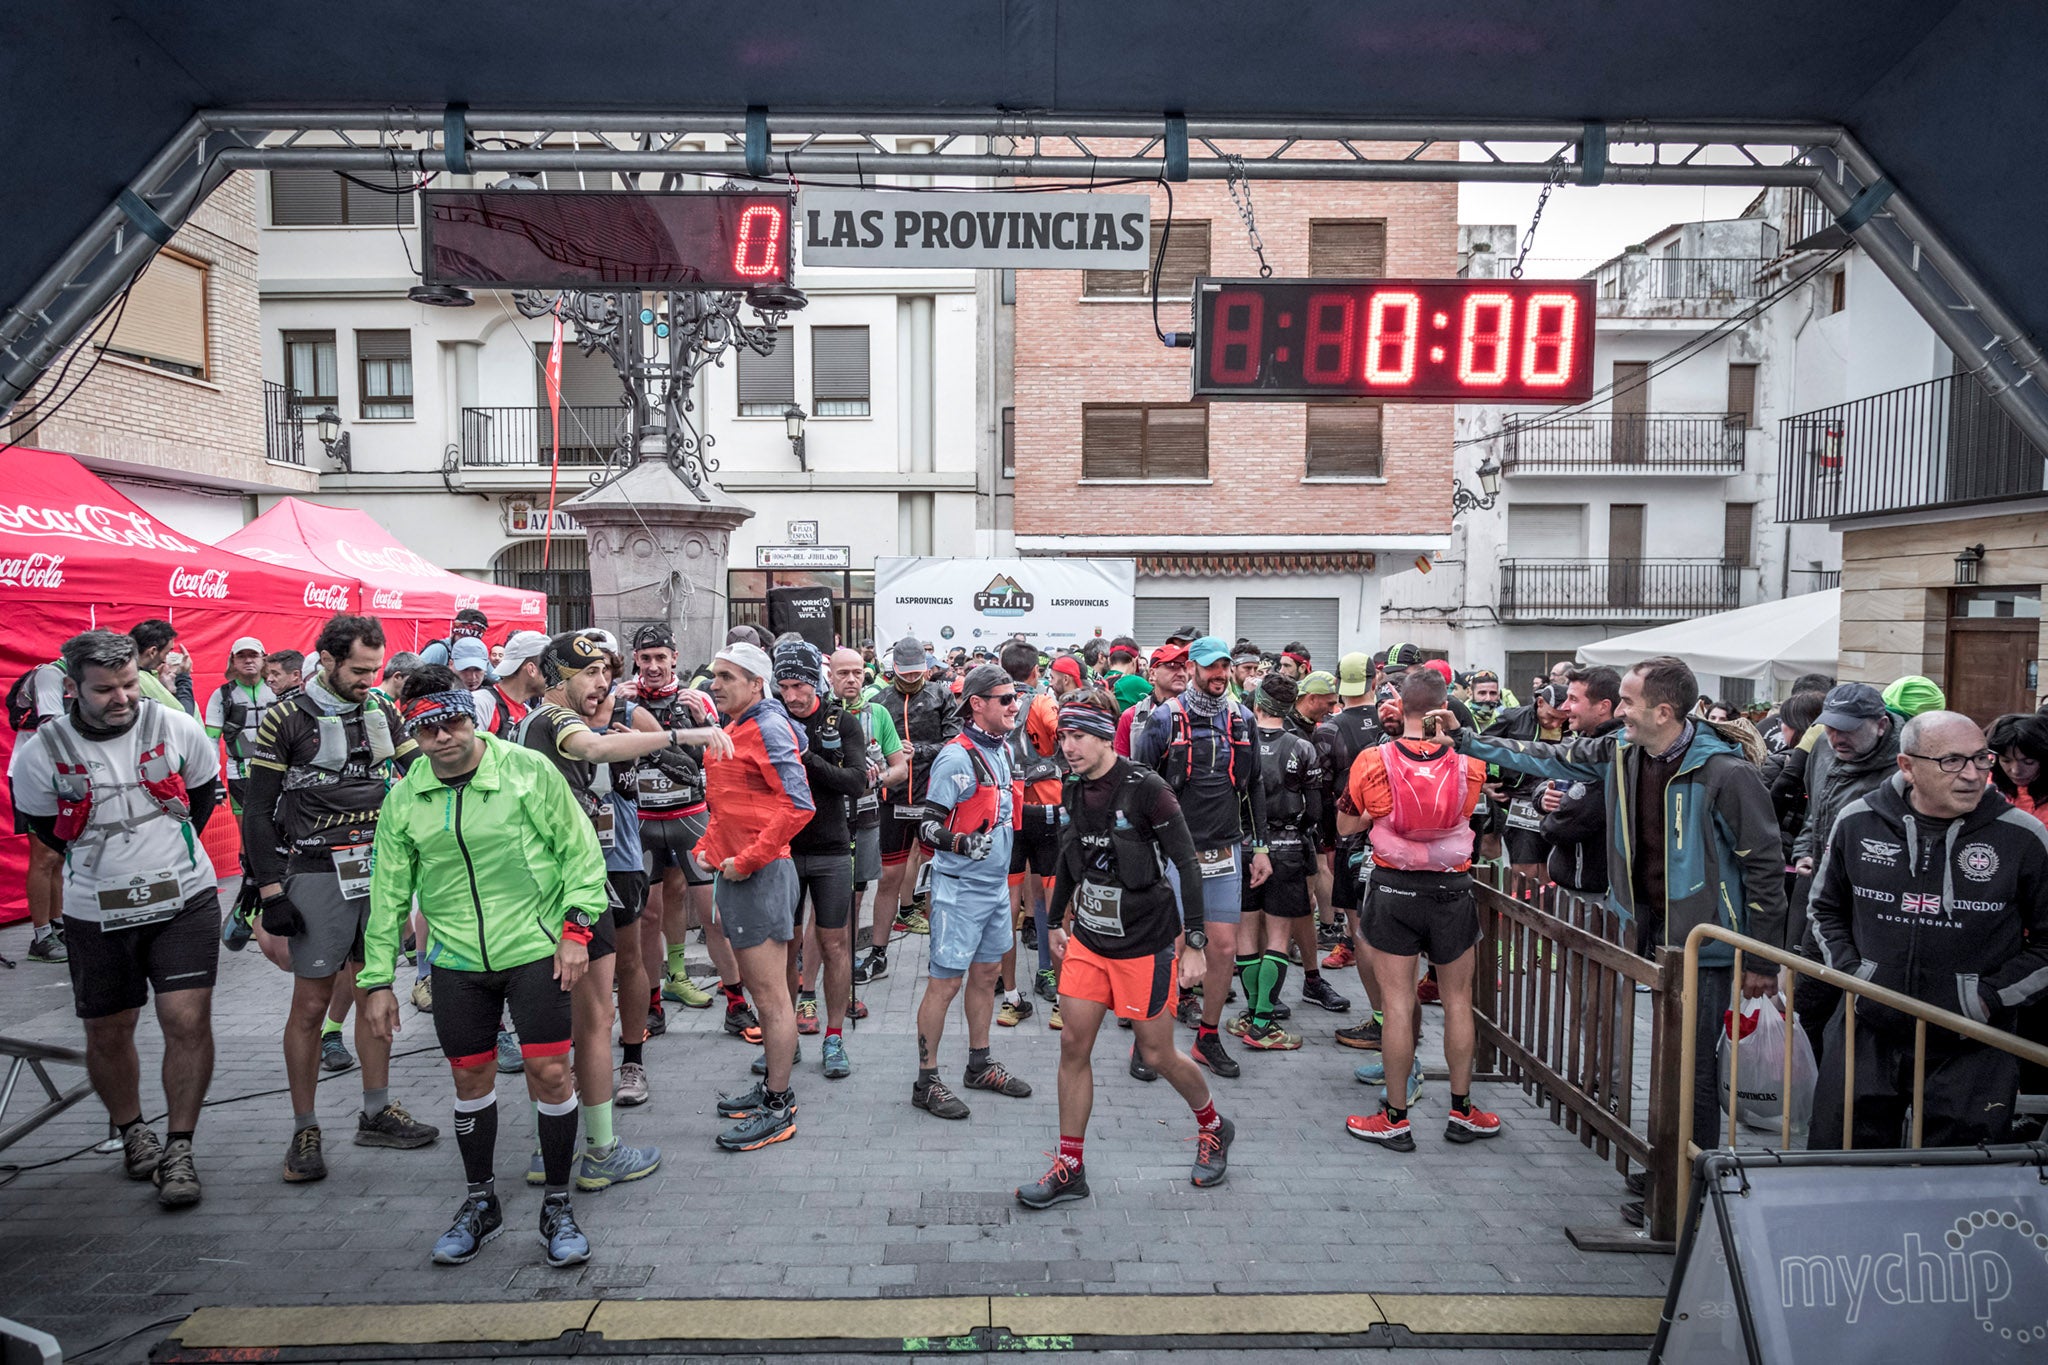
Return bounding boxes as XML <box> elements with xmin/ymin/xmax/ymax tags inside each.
<box><xmin>1807</xmin><ymin>710</ymin><xmax>2048</xmax><ymax>1150</ymax></box>
<box><xmin>907</xmin><ymin>664</ymin><xmax>1035</xmax><ymax>1120</ymax></box>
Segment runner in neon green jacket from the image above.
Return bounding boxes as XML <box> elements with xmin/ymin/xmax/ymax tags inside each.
<box><xmin>360</xmin><ymin>730</ymin><xmax>607</xmax><ymax>991</ymax></box>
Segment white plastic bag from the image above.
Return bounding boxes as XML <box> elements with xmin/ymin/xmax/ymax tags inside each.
<box><xmin>1718</xmin><ymin>995</ymin><xmax>1817</xmax><ymax>1136</ymax></box>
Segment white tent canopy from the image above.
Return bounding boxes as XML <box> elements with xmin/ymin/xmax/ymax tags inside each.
<box><xmin>1574</xmin><ymin>589</ymin><xmax>1841</xmax><ymax>686</ymax></box>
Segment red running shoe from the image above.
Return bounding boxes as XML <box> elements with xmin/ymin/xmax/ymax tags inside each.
<box><xmin>1321</xmin><ymin>941</ymin><xmax>1355</xmax><ymax>970</ymax></box>
<box><xmin>1445</xmin><ymin>1102</ymin><xmax>1503</xmax><ymax>1143</ymax></box>
<box><xmin>1415</xmin><ymin>976</ymin><xmax>1441</xmax><ymax>1006</ymax></box>
<box><xmin>1345</xmin><ymin>1106</ymin><xmax>1416</xmax><ymax>1152</ymax></box>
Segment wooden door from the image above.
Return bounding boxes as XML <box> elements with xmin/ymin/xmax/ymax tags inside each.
<box><xmin>1612</xmin><ymin>362</ymin><xmax>1649</xmax><ymax>464</ymax></box>
<box><xmin>1946</xmin><ymin>619</ymin><xmax>2035</xmax><ymax>725</ymax></box>
<box><xmin>1609</xmin><ymin>504</ymin><xmax>1645</xmax><ymax>610</ymax></box>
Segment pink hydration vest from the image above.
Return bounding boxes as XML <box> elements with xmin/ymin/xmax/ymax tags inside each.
<box><xmin>1367</xmin><ymin>741</ymin><xmax>1475</xmax><ymax>873</ymax></box>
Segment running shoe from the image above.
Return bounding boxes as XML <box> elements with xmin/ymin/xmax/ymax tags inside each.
<box><xmin>539</xmin><ymin>1193</ymin><xmax>591</xmax><ymax>1267</ymax></box>
<box><xmin>1128</xmin><ymin>1046</ymin><xmax>1159</xmax><ymax>1083</ymax></box>
<box><xmin>852</xmin><ymin>948</ymin><xmax>889</xmax><ymax>983</ymax></box>
<box><xmin>1445</xmin><ymin>1101</ymin><xmax>1503</xmax><ymax>1144</ymax></box>
<box><xmin>1020</xmin><ymin>916</ymin><xmax>1037</xmax><ymax>951</ymax></box>
<box><xmin>664</xmin><ymin>972</ymin><xmax>715</xmax><ymax>1009</ymax></box>
<box><xmin>1317</xmin><ymin>920</ymin><xmax>1345</xmax><ymax>948</ymax></box>
<box><xmin>850</xmin><ymin>997</ymin><xmax>870</xmax><ymax>1020</ymax></box>
<box><xmin>525</xmin><ymin>1148</ymin><xmax>546</xmax><ymax>1186</ymax></box>
<box><xmin>795</xmin><ymin>997</ymin><xmax>821</xmax><ymax>1034</ymax></box>
<box><xmin>399</xmin><ymin>932</ymin><xmax>417</xmax><ymax>965</ymax></box>
<box><xmin>496</xmin><ymin>1030</ymin><xmax>524</xmax><ymax>1073</ymax></box>
<box><xmin>1174</xmin><ymin>995</ymin><xmax>1204</xmax><ymax>1027</ymax></box>
<box><xmin>1191</xmin><ymin>1031</ymin><xmax>1240</xmax><ymax>1079</ymax></box>
<box><xmin>121</xmin><ymin>1124</ymin><xmax>163</xmax><ymax>1180</ymax></box>
<box><xmin>432</xmin><ymin>1191</ymin><xmax>502</xmax><ymax>1265</ymax></box>
<box><xmin>221</xmin><ymin>905</ymin><xmax>254</xmax><ymax>952</ymax></box>
<box><xmin>1272</xmin><ymin>1000</ymin><xmax>1293</xmax><ymax>1021</ymax></box>
<box><xmin>577</xmin><ymin>1139</ymin><xmax>661</xmax><ymax>1190</ymax></box>
<box><xmin>1320</xmin><ymin>941</ymin><xmax>1355</xmax><ymax>971</ymax></box>
<box><xmin>963</xmin><ymin>1060</ymin><xmax>1032</xmax><ymax>1097</ymax></box>
<box><xmin>616</xmin><ymin>1061</ymin><xmax>650</xmax><ymax>1107</ymax></box>
<box><xmin>1226</xmin><ymin>1012</ymin><xmax>1252</xmax><ymax>1037</ymax></box>
<box><xmin>716</xmin><ymin>1098</ymin><xmax>796</xmax><ymax>1152</ymax></box>
<box><xmin>410</xmin><ymin>976</ymin><xmax>434</xmax><ymax>1013</ymax></box>
<box><xmin>719</xmin><ymin>1082</ymin><xmax>772</xmax><ymax>1118</ymax></box>
<box><xmin>1034</xmin><ymin>967</ymin><xmax>1059</xmax><ymax>1002</ymax></box>
<box><xmin>1301</xmin><ymin>977</ymin><xmax>1351</xmax><ymax>1013</ymax></box>
<box><xmin>1345</xmin><ymin>1106</ymin><xmax>1416</xmax><ymax>1152</ymax></box>
<box><xmin>912</xmin><ymin>1080</ymin><xmax>971</xmax><ymax>1120</ymax></box>
<box><xmin>1016</xmin><ymin>1157</ymin><xmax>1088</xmax><ymax>1209</ymax></box>
<box><xmin>1354</xmin><ymin>1056</ymin><xmax>1424</xmax><ymax>1107</ymax></box>
<box><xmin>1333</xmin><ymin>1018</ymin><xmax>1383</xmax><ymax>1051</ymax></box>
<box><xmin>821</xmin><ymin>1034</ymin><xmax>851</xmax><ymax>1079</ymax></box>
<box><xmin>320</xmin><ymin>1033</ymin><xmax>355</xmax><ymax>1073</ymax></box>
<box><xmin>153</xmin><ymin>1138</ymin><xmax>202</xmax><ymax>1209</ymax></box>
<box><xmin>723</xmin><ymin>1003</ymin><xmax>761</xmax><ymax>1039</ymax></box>
<box><xmin>892</xmin><ymin>908</ymin><xmax>930</xmax><ymax>936</ymax></box>
<box><xmin>751</xmin><ymin>1043</ymin><xmax>800</xmax><ymax>1076</ymax></box>
<box><xmin>356</xmin><ymin>1102</ymin><xmax>439</xmax><ymax>1149</ymax></box>
<box><xmin>645</xmin><ymin>1001</ymin><xmax>667</xmax><ymax>1037</ymax></box>
<box><xmin>283</xmin><ymin>1126</ymin><xmax>327</xmax><ymax>1183</ymax></box>
<box><xmin>1242</xmin><ymin>1021</ymin><xmax>1303</xmax><ymax>1051</ymax></box>
<box><xmin>996</xmin><ymin>997</ymin><xmax>1034</xmax><ymax>1027</ymax></box>
<box><xmin>1190</xmin><ymin>1116</ymin><xmax>1234</xmax><ymax>1189</ymax></box>
<box><xmin>1416</xmin><ymin>976</ymin><xmax>1442</xmax><ymax>1006</ymax></box>
<box><xmin>1047</xmin><ymin>1004</ymin><xmax>1062</xmax><ymax>1031</ymax></box>
<box><xmin>26</xmin><ymin>931</ymin><xmax>65</xmax><ymax>964</ymax></box>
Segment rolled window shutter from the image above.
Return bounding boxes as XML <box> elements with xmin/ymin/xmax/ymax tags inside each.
<box><xmin>737</xmin><ymin>327</ymin><xmax>794</xmax><ymax>408</ymax></box>
<box><xmin>356</xmin><ymin>329</ymin><xmax>411</xmax><ymax>361</ymax></box>
<box><xmin>1306</xmin><ymin>404</ymin><xmax>1383</xmax><ymax>476</ymax></box>
<box><xmin>270</xmin><ymin>170</ymin><xmax>345</xmax><ymax>225</ymax></box>
<box><xmin>104</xmin><ymin>252</ymin><xmax>207</xmax><ymax>373</ymax></box>
<box><xmin>1144</xmin><ymin>406</ymin><xmax>1208</xmax><ymax>478</ymax></box>
<box><xmin>1309</xmin><ymin>221</ymin><xmax>1387</xmax><ymax>277</ymax></box>
<box><xmin>1085</xmin><ymin>222</ymin><xmax>1209</xmax><ymax>298</ymax></box>
<box><xmin>1082</xmin><ymin>406</ymin><xmax>1145</xmax><ymax>478</ymax></box>
<box><xmin>812</xmin><ymin>327</ymin><xmax>870</xmax><ymax>401</ymax></box>
<box><xmin>1134</xmin><ymin>597</ymin><xmax>1208</xmax><ymax>643</ymax></box>
<box><xmin>343</xmin><ymin>168</ymin><xmax>414</xmax><ymax>226</ymax></box>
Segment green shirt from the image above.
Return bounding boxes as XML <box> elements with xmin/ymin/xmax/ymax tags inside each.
<box><xmin>865</xmin><ymin>702</ymin><xmax>903</xmax><ymax>756</ymax></box>
<box><xmin>138</xmin><ymin>669</ymin><xmax>180</xmax><ymax>709</ymax></box>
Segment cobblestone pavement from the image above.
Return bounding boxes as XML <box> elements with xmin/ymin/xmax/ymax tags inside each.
<box><xmin>0</xmin><ymin>916</ymin><xmax>1668</xmax><ymax>1363</ymax></box>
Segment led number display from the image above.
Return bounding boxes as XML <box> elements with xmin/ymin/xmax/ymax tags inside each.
<box><xmin>1192</xmin><ymin>277</ymin><xmax>1596</xmax><ymax>403</ymax></box>
<box><xmin>422</xmin><ymin>190</ymin><xmax>794</xmax><ymax>291</ymax></box>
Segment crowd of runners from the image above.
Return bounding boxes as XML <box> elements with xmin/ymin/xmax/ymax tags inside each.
<box><xmin>9</xmin><ymin>609</ymin><xmax>2045</xmax><ymax>1262</ymax></box>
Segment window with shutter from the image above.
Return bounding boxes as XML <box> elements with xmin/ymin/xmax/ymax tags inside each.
<box><xmin>1084</xmin><ymin>222</ymin><xmax>1209</xmax><ymax>299</ymax></box>
<box><xmin>1305</xmin><ymin>403</ymin><xmax>1383</xmax><ymax>476</ymax></box>
<box><xmin>812</xmin><ymin>326</ymin><xmax>871</xmax><ymax>416</ymax></box>
<box><xmin>284</xmin><ymin>330</ymin><xmax>337</xmax><ymax>406</ymax></box>
<box><xmin>1234</xmin><ymin>598</ymin><xmax>1339</xmax><ymax>668</ymax></box>
<box><xmin>356</xmin><ymin>329</ymin><xmax>413</xmax><ymax>418</ymax></box>
<box><xmin>1082</xmin><ymin>404</ymin><xmax>1208</xmax><ymax>479</ymax></box>
<box><xmin>1001</xmin><ymin>407</ymin><xmax>1016</xmax><ymax>479</ymax></box>
<box><xmin>737</xmin><ymin>328</ymin><xmax>794</xmax><ymax>415</ymax></box>
<box><xmin>1135</xmin><ymin>597</ymin><xmax>1209</xmax><ymax>645</ymax></box>
<box><xmin>1726</xmin><ymin>362</ymin><xmax>1759</xmax><ymax>428</ymax></box>
<box><xmin>1723</xmin><ymin>503</ymin><xmax>1755</xmax><ymax>567</ymax></box>
<box><xmin>270</xmin><ymin>169</ymin><xmax>415</xmax><ymax>226</ymax></box>
<box><xmin>1506</xmin><ymin>503</ymin><xmax>1587</xmax><ymax>558</ymax></box>
<box><xmin>103</xmin><ymin>251</ymin><xmax>208</xmax><ymax>377</ymax></box>
<box><xmin>1309</xmin><ymin>221</ymin><xmax>1387</xmax><ymax>277</ymax></box>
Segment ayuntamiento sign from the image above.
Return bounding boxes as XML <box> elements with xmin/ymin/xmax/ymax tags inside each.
<box><xmin>798</xmin><ymin>191</ymin><xmax>1151</xmax><ymax>269</ymax></box>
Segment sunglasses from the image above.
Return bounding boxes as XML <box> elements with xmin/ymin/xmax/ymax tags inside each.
<box><xmin>983</xmin><ymin>691</ymin><xmax>1021</xmax><ymax>706</ymax></box>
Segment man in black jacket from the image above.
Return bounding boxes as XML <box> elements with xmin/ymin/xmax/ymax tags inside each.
<box><xmin>1541</xmin><ymin>667</ymin><xmax>1623</xmax><ymax>896</ymax></box>
<box><xmin>1484</xmin><ymin>683</ymin><xmax>1569</xmax><ymax>885</ymax></box>
<box><xmin>1808</xmin><ymin>710</ymin><xmax>2048</xmax><ymax>1149</ymax></box>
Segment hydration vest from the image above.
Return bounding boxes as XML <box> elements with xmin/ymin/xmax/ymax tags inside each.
<box><xmin>1256</xmin><ymin>725</ymin><xmax>1316</xmax><ymax>831</ymax></box>
<box><xmin>40</xmin><ymin>700</ymin><xmax>194</xmax><ymax>843</ymax></box>
<box><xmin>1003</xmin><ymin>685</ymin><xmax>1066</xmax><ymax>796</ymax></box>
<box><xmin>211</xmin><ymin>681</ymin><xmax>269</xmax><ymax>765</ymax></box>
<box><xmin>7</xmin><ymin>660</ymin><xmax>62</xmax><ymax>733</ymax></box>
<box><xmin>1060</xmin><ymin>764</ymin><xmax>1168</xmax><ymax>893</ymax></box>
<box><xmin>627</xmin><ymin>682</ymin><xmax>708</xmax><ymax>812</ymax></box>
<box><xmin>1160</xmin><ymin>696</ymin><xmax>1254</xmax><ymax>796</ymax></box>
<box><xmin>940</xmin><ymin>733</ymin><xmax>1022</xmax><ymax>837</ymax></box>
<box><xmin>278</xmin><ymin>690</ymin><xmax>398</xmax><ymax>794</ymax></box>
<box><xmin>482</xmin><ymin>683</ymin><xmax>527</xmax><ymax>740</ymax></box>
<box><xmin>1366</xmin><ymin>740</ymin><xmax>1476</xmax><ymax>873</ymax></box>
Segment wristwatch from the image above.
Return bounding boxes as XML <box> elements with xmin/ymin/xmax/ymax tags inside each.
<box><xmin>1184</xmin><ymin>929</ymin><xmax>1208</xmax><ymax>950</ymax></box>
<box><xmin>564</xmin><ymin>907</ymin><xmax>597</xmax><ymax>933</ymax></box>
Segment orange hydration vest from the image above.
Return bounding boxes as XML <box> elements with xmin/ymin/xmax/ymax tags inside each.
<box><xmin>941</xmin><ymin>733</ymin><xmax>1023</xmax><ymax>836</ymax></box>
<box><xmin>1366</xmin><ymin>741</ymin><xmax>1475</xmax><ymax>873</ymax></box>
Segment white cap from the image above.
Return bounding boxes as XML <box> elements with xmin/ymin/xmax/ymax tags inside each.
<box><xmin>231</xmin><ymin>637</ymin><xmax>265</xmax><ymax>657</ymax></box>
<box><xmin>498</xmin><ymin>630</ymin><xmax>551</xmax><ymax>671</ymax></box>
<box><xmin>713</xmin><ymin>642</ymin><xmax>773</xmax><ymax>680</ymax></box>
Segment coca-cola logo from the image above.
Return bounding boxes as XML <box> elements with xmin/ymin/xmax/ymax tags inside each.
<box><xmin>235</xmin><ymin>546</ymin><xmax>296</xmax><ymax>565</ymax></box>
<box><xmin>0</xmin><ymin>501</ymin><xmax>200</xmax><ymax>554</ymax></box>
<box><xmin>303</xmin><ymin>582</ymin><xmax>351</xmax><ymax>612</ymax></box>
<box><xmin>520</xmin><ymin>598</ymin><xmax>543</xmax><ymax>615</ymax></box>
<box><xmin>0</xmin><ymin>552</ymin><xmax>65</xmax><ymax>589</ymax></box>
<box><xmin>369</xmin><ymin>588</ymin><xmax>406</xmax><ymax>611</ymax></box>
<box><xmin>168</xmin><ymin>567</ymin><xmax>230</xmax><ymax>599</ymax></box>
<box><xmin>453</xmin><ymin>592</ymin><xmax>481</xmax><ymax>610</ymax></box>
<box><xmin>333</xmin><ymin>538</ymin><xmax>441</xmax><ymax>579</ymax></box>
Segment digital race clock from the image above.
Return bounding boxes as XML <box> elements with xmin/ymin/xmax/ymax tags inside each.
<box><xmin>422</xmin><ymin>190</ymin><xmax>794</xmax><ymax>291</ymax></box>
<box><xmin>1192</xmin><ymin>277</ymin><xmax>1596</xmax><ymax>403</ymax></box>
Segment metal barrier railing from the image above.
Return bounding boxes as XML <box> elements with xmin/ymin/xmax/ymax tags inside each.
<box><xmin>1677</xmin><ymin>923</ymin><xmax>2048</xmax><ymax>1228</ymax></box>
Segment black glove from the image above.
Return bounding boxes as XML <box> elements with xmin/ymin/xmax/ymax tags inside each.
<box><xmin>260</xmin><ymin>891</ymin><xmax>304</xmax><ymax>937</ymax></box>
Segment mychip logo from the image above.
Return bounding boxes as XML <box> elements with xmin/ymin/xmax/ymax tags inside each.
<box><xmin>1777</xmin><ymin>1213</ymin><xmax>2048</xmax><ymax>1341</ymax></box>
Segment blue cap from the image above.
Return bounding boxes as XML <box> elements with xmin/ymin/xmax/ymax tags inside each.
<box><xmin>1188</xmin><ymin>635</ymin><xmax>1232</xmax><ymax>667</ymax></box>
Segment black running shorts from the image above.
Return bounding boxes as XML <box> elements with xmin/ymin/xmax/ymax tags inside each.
<box><xmin>1362</xmin><ymin>868</ymin><xmax>1480</xmax><ymax>963</ymax></box>
<box><xmin>432</xmin><ymin>958</ymin><xmax>574</xmax><ymax>1069</ymax></box>
<box><xmin>66</xmin><ymin>890</ymin><xmax>221</xmax><ymax>1019</ymax></box>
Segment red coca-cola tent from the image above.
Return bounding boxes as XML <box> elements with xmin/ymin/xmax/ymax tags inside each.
<box><xmin>220</xmin><ymin>498</ymin><xmax>545</xmax><ymax>652</ymax></box>
<box><xmin>0</xmin><ymin>448</ymin><xmax>348</xmax><ymax>921</ymax></box>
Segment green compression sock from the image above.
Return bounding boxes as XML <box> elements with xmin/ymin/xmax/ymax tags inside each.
<box><xmin>665</xmin><ymin>943</ymin><xmax>689</xmax><ymax>979</ymax></box>
<box><xmin>582</xmin><ymin>1099</ymin><xmax>614</xmax><ymax>1152</ymax></box>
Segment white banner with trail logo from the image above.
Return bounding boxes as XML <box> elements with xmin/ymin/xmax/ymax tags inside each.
<box><xmin>875</xmin><ymin>557</ymin><xmax>1134</xmax><ymax>650</ymax></box>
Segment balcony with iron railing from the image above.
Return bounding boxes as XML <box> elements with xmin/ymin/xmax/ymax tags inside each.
<box><xmin>460</xmin><ymin>405</ymin><xmax>629</xmax><ymax>467</ymax></box>
<box><xmin>264</xmin><ymin>380</ymin><xmax>305</xmax><ymax>466</ymax></box>
<box><xmin>1499</xmin><ymin>412</ymin><xmax>1746</xmax><ymax>474</ymax></box>
<box><xmin>1499</xmin><ymin>559</ymin><xmax>1740</xmax><ymax>622</ymax></box>
<box><xmin>1777</xmin><ymin>371</ymin><xmax>2046</xmax><ymax>524</ymax></box>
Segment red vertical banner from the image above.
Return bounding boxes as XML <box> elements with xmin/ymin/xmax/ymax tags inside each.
<box><xmin>541</xmin><ymin>314</ymin><xmax>565</xmax><ymax>570</ymax></box>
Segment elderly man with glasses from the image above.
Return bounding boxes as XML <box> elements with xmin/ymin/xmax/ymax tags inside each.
<box><xmin>1807</xmin><ymin>709</ymin><xmax>2048</xmax><ymax>1150</ymax></box>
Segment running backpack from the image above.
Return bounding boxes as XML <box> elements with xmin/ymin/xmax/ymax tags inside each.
<box><xmin>7</xmin><ymin>661</ymin><xmax>61</xmax><ymax>733</ymax></box>
<box><xmin>1160</xmin><ymin>697</ymin><xmax>1252</xmax><ymax>796</ymax></box>
<box><xmin>1367</xmin><ymin>740</ymin><xmax>1476</xmax><ymax>873</ymax></box>
<box><xmin>1003</xmin><ymin>686</ymin><xmax>1064</xmax><ymax>790</ymax></box>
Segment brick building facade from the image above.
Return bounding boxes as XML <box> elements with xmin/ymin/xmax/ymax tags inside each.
<box><xmin>1012</xmin><ymin>146</ymin><xmax>1458</xmax><ymax>662</ymax></box>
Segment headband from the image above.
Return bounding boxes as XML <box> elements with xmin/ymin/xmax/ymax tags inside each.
<box><xmin>1108</xmin><ymin>643</ymin><xmax>1139</xmax><ymax>660</ymax></box>
<box><xmin>1056</xmin><ymin>700</ymin><xmax>1118</xmax><ymax>741</ymax></box>
<box><xmin>401</xmin><ymin>689</ymin><xmax>479</xmax><ymax>734</ymax></box>
<box><xmin>1281</xmin><ymin>650</ymin><xmax>1311</xmax><ymax>668</ymax></box>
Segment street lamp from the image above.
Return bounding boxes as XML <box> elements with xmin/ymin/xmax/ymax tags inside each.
<box><xmin>1450</xmin><ymin>456</ymin><xmax>1503</xmax><ymax>516</ymax></box>
<box><xmin>314</xmin><ymin>405</ymin><xmax>352</xmax><ymax>471</ymax></box>
<box><xmin>783</xmin><ymin>404</ymin><xmax>808</xmax><ymax>472</ymax></box>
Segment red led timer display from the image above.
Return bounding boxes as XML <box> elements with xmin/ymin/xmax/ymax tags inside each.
<box><xmin>1193</xmin><ymin>277</ymin><xmax>1596</xmax><ymax>403</ymax></box>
